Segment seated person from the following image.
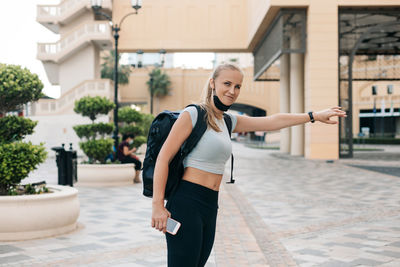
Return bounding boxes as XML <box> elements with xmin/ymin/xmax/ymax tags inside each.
<box><xmin>117</xmin><ymin>133</ymin><xmax>142</xmax><ymax>183</ymax></box>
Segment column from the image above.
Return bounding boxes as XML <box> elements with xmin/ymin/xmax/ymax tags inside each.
<box><xmin>280</xmin><ymin>54</ymin><xmax>290</xmax><ymax>153</ymax></box>
<box><xmin>305</xmin><ymin>1</ymin><xmax>339</xmax><ymax>159</ymax></box>
<box><xmin>290</xmin><ymin>34</ymin><xmax>305</xmax><ymax>156</ymax></box>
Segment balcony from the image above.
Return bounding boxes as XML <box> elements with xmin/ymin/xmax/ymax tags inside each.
<box><xmin>37</xmin><ymin>22</ymin><xmax>112</xmax><ymax>64</ymax></box>
<box><xmin>37</xmin><ymin>0</ymin><xmax>112</xmax><ymax>33</ymax></box>
<box><xmin>31</xmin><ymin>79</ymin><xmax>114</xmax><ymax>116</ymax></box>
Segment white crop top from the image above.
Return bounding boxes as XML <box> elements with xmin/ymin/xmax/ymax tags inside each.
<box><xmin>179</xmin><ymin>106</ymin><xmax>237</xmax><ymax>174</ymax></box>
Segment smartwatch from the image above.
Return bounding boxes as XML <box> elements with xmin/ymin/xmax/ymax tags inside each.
<box><xmin>308</xmin><ymin>111</ymin><xmax>315</xmax><ymax>123</ymax></box>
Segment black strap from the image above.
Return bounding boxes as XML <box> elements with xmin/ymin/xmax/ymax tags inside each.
<box><xmin>223</xmin><ymin>113</ymin><xmax>232</xmax><ymax>136</ymax></box>
<box><xmin>181</xmin><ymin>104</ymin><xmax>207</xmax><ymax>158</ymax></box>
<box><xmin>223</xmin><ymin>114</ymin><xmax>235</xmax><ymax>184</ymax></box>
<box><xmin>228</xmin><ymin>155</ymin><xmax>234</xmax><ymax>184</ymax></box>
<box><xmin>168</xmin><ymin>105</ymin><xmax>208</xmax><ymax>200</ymax></box>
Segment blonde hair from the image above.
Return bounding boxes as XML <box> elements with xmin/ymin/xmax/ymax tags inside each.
<box><xmin>199</xmin><ymin>63</ymin><xmax>243</xmax><ymax>132</ymax></box>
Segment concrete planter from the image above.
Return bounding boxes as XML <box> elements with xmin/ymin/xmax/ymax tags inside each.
<box><xmin>76</xmin><ymin>163</ymin><xmax>135</xmax><ymax>186</ymax></box>
<box><xmin>0</xmin><ymin>185</ymin><xmax>80</xmax><ymax>241</ymax></box>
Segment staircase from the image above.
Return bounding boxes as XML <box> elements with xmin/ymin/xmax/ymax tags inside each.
<box><xmin>31</xmin><ymin>79</ymin><xmax>114</xmax><ymax>116</ymax></box>
<box><xmin>36</xmin><ymin>0</ymin><xmax>112</xmax><ymax>33</ymax></box>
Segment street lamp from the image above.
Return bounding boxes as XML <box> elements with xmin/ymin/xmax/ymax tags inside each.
<box><xmin>387</xmin><ymin>84</ymin><xmax>393</xmax><ymax>95</ymax></box>
<box><xmin>149</xmin><ymin>76</ymin><xmax>154</xmax><ymax>114</ymax></box>
<box><xmin>91</xmin><ymin>0</ymin><xmax>142</xmax><ymax>153</ymax></box>
<box><xmin>159</xmin><ymin>49</ymin><xmax>166</xmax><ymax>67</ymax></box>
<box><xmin>388</xmin><ymin>84</ymin><xmax>394</xmax><ymax>118</ymax></box>
<box><xmin>372</xmin><ymin>85</ymin><xmax>377</xmax><ymax>137</ymax></box>
<box><xmin>132</xmin><ymin>0</ymin><xmax>143</xmax><ymax>12</ymax></box>
<box><xmin>137</xmin><ymin>50</ymin><xmax>144</xmax><ymax>68</ymax></box>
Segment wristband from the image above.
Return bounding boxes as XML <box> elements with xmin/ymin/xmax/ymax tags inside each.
<box><xmin>308</xmin><ymin>111</ymin><xmax>315</xmax><ymax>123</ymax></box>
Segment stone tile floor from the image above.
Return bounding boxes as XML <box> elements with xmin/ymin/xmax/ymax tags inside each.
<box><xmin>1</xmin><ymin>143</ymin><xmax>399</xmax><ymax>266</ymax></box>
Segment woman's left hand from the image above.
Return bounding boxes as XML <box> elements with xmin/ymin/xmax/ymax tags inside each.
<box><xmin>314</xmin><ymin>107</ymin><xmax>347</xmax><ymax>124</ymax></box>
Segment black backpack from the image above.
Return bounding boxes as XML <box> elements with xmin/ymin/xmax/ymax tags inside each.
<box><xmin>142</xmin><ymin>104</ymin><xmax>234</xmax><ymax>199</ymax></box>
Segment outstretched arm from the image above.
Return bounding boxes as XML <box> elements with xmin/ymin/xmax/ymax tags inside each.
<box><xmin>234</xmin><ymin>106</ymin><xmax>346</xmax><ymax>133</ymax></box>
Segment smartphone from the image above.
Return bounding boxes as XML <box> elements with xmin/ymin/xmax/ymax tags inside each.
<box><xmin>166</xmin><ymin>217</ymin><xmax>181</xmax><ymax>235</ymax></box>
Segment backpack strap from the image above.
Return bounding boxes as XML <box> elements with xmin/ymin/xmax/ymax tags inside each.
<box><xmin>179</xmin><ymin>106</ymin><xmax>235</xmax><ymax>184</ymax></box>
<box><xmin>180</xmin><ymin>104</ymin><xmax>208</xmax><ymax>158</ymax></box>
<box><xmin>223</xmin><ymin>113</ymin><xmax>232</xmax><ymax>137</ymax></box>
<box><xmin>167</xmin><ymin>105</ymin><xmax>208</xmax><ymax>200</ymax></box>
<box><xmin>223</xmin><ymin>114</ymin><xmax>235</xmax><ymax>184</ymax></box>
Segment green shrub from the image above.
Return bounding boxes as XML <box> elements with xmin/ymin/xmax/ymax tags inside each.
<box><xmin>138</xmin><ymin>113</ymin><xmax>154</xmax><ymax>137</ymax></box>
<box><xmin>8</xmin><ymin>183</ymin><xmax>50</xmax><ymax>195</ymax></box>
<box><xmin>0</xmin><ymin>116</ymin><xmax>38</xmax><ymax>143</ymax></box>
<box><xmin>0</xmin><ymin>64</ymin><xmax>44</xmax><ymax>113</ymax></box>
<box><xmin>101</xmin><ymin>50</ymin><xmax>131</xmax><ymax>84</ymax></box>
<box><xmin>353</xmin><ymin>138</ymin><xmax>400</xmax><ymax>145</ymax></box>
<box><xmin>74</xmin><ymin>96</ymin><xmax>115</xmax><ymax>122</ymax></box>
<box><xmin>0</xmin><ymin>64</ymin><xmax>46</xmax><ymax>195</ymax></box>
<box><xmin>0</xmin><ymin>142</ymin><xmax>47</xmax><ymax>195</ymax></box>
<box><xmin>120</xmin><ymin>125</ymin><xmax>143</xmax><ymax>136</ymax></box>
<box><xmin>73</xmin><ymin>96</ymin><xmax>115</xmax><ymax>163</ymax></box>
<box><xmin>73</xmin><ymin>123</ymin><xmax>114</xmax><ymax>140</ymax></box>
<box><xmin>119</xmin><ymin>107</ymin><xmax>143</xmax><ymax>124</ymax></box>
<box><xmin>79</xmin><ymin>138</ymin><xmax>114</xmax><ymax>164</ymax></box>
<box><xmin>133</xmin><ymin>136</ymin><xmax>147</xmax><ymax>149</ymax></box>
<box><xmin>118</xmin><ymin>107</ymin><xmax>151</xmax><ymax>151</ymax></box>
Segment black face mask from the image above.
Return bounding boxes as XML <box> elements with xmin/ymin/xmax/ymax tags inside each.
<box><xmin>213</xmin><ymin>92</ymin><xmax>231</xmax><ymax>112</ymax></box>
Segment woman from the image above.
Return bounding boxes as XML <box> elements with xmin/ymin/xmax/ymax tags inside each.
<box><xmin>151</xmin><ymin>63</ymin><xmax>346</xmax><ymax>266</ymax></box>
<box><xmin>117</xmin><ymin>133</ymin><xmax>142</xmax><ymax>183</ymax></box>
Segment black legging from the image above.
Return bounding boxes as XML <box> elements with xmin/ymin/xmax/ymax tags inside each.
<box><xmin>165</xmin><ymin>180</ymin><xmax>218</xmax><ymax>267</ymax></box>
<box><xmin>121</xmin><ymin>157</ymin><xmax>142</xmax><ymax>170</ymax></box>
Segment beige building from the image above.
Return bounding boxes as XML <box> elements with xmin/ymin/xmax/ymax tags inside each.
<box><xmin>119</xmin><ymin>67</ymin><xmax>279</xmax><ymax>116</ymax></box>
<box><xmin>32</xmin><ymin>0</ymin><xmax>114</xmax><ymax>154</ymax></box>
<box><xmin>35</xmin><ymin>0</ymin><xmax>400</xmax><ymax>159</ymax></box>
<box><xmin>112</xmin><ymin>0</ymin><xmax>400</xmax><ymax>159</ymax></box>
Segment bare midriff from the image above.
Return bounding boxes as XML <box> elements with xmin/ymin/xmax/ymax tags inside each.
<box><xmin>182</xmin><ymin>167</ymin><xmax>223</xmax><ymax>191</ymax></box>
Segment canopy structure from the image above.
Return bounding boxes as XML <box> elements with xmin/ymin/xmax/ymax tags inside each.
<box><xmin>340</xmin><ymin>9</ymin><xmax>400</xmax><ymax>56</ymax></box>
<box><xmin>252</xmin><ymin>8</ymin><xmax>400</xmax><ymax>158</ymax></box>
<box><xmin>339</xmin><ymin>8</ymin><xmax>400</xmax><ymax>158</ymax></box>
<box><xmin>253</xmin><ymin>9</ymin><xmax>306</xmax><ymax>81</ymax></box>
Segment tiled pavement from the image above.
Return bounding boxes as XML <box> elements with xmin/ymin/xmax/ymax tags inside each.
<box><xmin>0</xmin><ymin>185</ymin><xmax>167</xmax><ymax>267</ymax></box>
<box><xmin>228</xmin><ymin>143</ymin><xmax>400</xmax><ymax>267</ymax></box>
<box><xmin>1</xmin><ymin>143</ymin><xmax>400</xmax><ymax>266</ymax></box>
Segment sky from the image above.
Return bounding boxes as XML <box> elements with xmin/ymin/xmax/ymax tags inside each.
<box><xmin>0</xmin><ymin>0</ymin><xmax>215</xmax><ymax>99</ymax></box>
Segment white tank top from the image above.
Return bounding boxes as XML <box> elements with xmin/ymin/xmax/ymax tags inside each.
<box><xmin>179</xmin><ymin>106</ymin><xmax>237</xmax><ymax>174</ymax></box>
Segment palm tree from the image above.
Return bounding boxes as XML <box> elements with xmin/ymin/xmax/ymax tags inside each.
<box><xmin>101</xmin><ymin>50</ymin><xmax>131</xmax><ymax>84</ymax></box>
<box><xmin>146</xmin><ymin>68</ymin><xmax>171</xmax><ymax>114</ymax></box>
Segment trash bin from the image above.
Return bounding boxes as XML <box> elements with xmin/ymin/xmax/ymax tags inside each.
<box><xmin>65</xmin><ymin>143</ymin><xmax>77</xmax><ymax>185</ymax></box>
<box><xmin>51</xmin><ymin>143</ymin><xmax>77</xmax><ymax>186</ymax></box>
<box><xmin>52</xmin><ymin>144</ymin><xmax>67</xmax><ymax>186</ymax></box>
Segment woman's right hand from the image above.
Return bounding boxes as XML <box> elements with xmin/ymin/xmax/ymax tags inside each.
<box><xmin>151</xmin><ymin>203</ymin><xmax>171</xmax><ymax>233</ymax></box>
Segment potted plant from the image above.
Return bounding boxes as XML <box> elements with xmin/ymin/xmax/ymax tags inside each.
<box><xmin>73</xmin><ymin>96</ymin><xmax>136</xmax><ymax>186</ymax></box>
<box><xmin>117</xmin><ymin>106</ymin><xmax>152</xmax><ymax>182</ymax></box>
<box><xmin>0</xmin><ymin>64</ymin><xmax>80</xmax><ymax>241</ymax></box>
<box><xmin>118</xmin><ymin>106</ymin><xmax>150</xmax><ymax>152</ymax></box>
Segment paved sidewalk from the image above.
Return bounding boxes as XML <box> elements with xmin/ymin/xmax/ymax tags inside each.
<box><xmin>228</xmin><ymin>142</ymin><xmax>400</xmax><ymax>266</ymax></box>
<box><xmin>1</xmin><ymin>143</ymin><xmax>400</xmax><ymax>266</ymax></box>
